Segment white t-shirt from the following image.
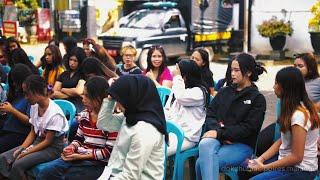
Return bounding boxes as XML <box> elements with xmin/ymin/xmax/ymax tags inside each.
<box><xmin>278</xmin><ymin>110</ymin><xmax>319</xmax><ymax>171</ymax></box>
<box><xmin>29</xmin><ymin>99</ymin><xmax>68</xmax><ymax>137</ymax></box>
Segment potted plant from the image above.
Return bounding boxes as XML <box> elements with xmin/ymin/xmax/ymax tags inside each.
<box><xmin>309</xmin><ymin>0</ymin><xmax>320</xmax><ymax>54</ymax></box>
<box><xmin>16</xmin><ymin>0</ymin><xmax>39</xmax><ymax>36</ymax></box>
<box><xmin>257</xmin><ymin>16</ymin><xmax>293</xmax><ymax>51</ymax></box>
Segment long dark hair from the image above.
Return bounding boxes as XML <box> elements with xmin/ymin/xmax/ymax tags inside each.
<box><xmin>43</xmin><ymin>45</ymin><xmax>63</xmax><ymax>82</ymax></box>
<box><xmin>232</xmin><ymin>53</ymin><xmax>267</xmax><ymax>82</ymax></box>
<box><xmin>23</xmin><ymin>74</ymin><xmax>47</xmax><ymax>97</ymax></box>
<box><xmin>294</xmin><ymin>53</ymin><xmax>319</xmax><ymax>80</ymax></box>
<box><xmin>93</xmin><ymin>44</ymin><xmax>116</xmax><ymax>71</ymax></box>
<box><xmin>276</xmin><ymin>67</ymin><xmax>320</xmax><ymax>132</ymax></box>
<box><xmin>7</xmin><ymin>64</ymin><xmax>33</xmax><ymax>102</ymax></box>
<box><xmin>193</xmin><ymin>48</ymin><xmax>214</xmax><ymax>86</ymax></box>
<box><xmin>81</xmin><ymin>57</ymin><xmax>117</xmax><ymax>80</ymax></box>
<box><xmin>84</xmin><ymin>76</ymin><xmax>109</xmax><ymax>113</ymax></box>
<box><xmin>177</xmin><ymin>59</ymin><xmax>210</xmax><ymax>106</ymax></box>
<box><xmin>10</xmin><ymin>48</ymin><xmax>38</xmax><ymax>74</ymax></box>
<box><xmin>146</xmin><ymin>46</ymin><xmax>167</xmax><ymax>82</ymax></box>
<box><xmin>65</xmin><ymin>47</ymin><xmax>86</xmax><ymax>72</ymax></box>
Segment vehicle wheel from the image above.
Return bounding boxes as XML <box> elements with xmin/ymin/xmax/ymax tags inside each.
<box><xmin>138</xmin><ymin>48</ymin><xmax>149</xmax><ymax>71</ymax></box>
<box><xmin>204</xmin><ymin>46</ymin><xmax>214</xmax><ymax>61</ymax></box>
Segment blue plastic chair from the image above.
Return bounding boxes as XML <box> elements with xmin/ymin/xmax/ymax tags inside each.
<box><xmin>157</xmin><ymin>87</ymin><xmax>171</xmax><ymax>107</ymax></box>
<box><xmin>28</xmin><ymin>55</ymin><xmax>35</xmax><ymax>63</ymax></box>
<box><xmin>38</xmin><ymin>68</ymin><xmax>43</xmax><ymax>76</ymax></box>
<box><xmin>165</xmin><ymin>120</ymin><xmax>184</xmax><ymax>180</ymax></box>
<box><xmin>28</xmin><ymin>99</ymin><xmax>76</xmax><ymax>178</ymax></box>
<box><xmin>1</xmin><ymin>83</ymin><xmax>8</xmax><ymax>92</ymax></box>
<box><xmin>174</xmin><ymin>96</ymin><xmax>214</xmax><ymax>179</ymax></box>
<box><xmin>2</xmin><ymin>65</ymin><xmax>10</xmax><ymax>74</ymax></box>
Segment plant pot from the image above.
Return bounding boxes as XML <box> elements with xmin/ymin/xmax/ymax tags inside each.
<box><xmin>309</xmin><ymin>32</ymin><xmax>320</xmax><ymax>55</ymax></box>
<box><xmin>269</xmin><ymin>35</ymin><xmax>286</xmax><ymax>51</ymax></box>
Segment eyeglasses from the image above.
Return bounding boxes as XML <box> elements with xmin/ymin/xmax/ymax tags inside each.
<box><xmin>123</xmin><ymin>54</ymin><xmax>135</xmax><ymax>57</ymax></box>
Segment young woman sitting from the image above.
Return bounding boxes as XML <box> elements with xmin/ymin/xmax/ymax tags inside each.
<box><xmin>195</xmin><ymin>53</ymin><xmax>267</xmax><ymax>180</ymax></box>
<box><xmin>164</xmin><ymin>59</ymin><xmax>209</xmax><ymax>155</ymax></box>
<box><xmin>249</xmin><ymin>67</ymin><xmax>320</xmax><ymax>180</ymax></box>
<box><xmin>0</xmin><ymin>75</ymin><xmax>68</xmax><ymax>180</ymax></box>
<box><xmin>37</xmin><ymin>76</ymin><xmax>118</xmax><ymax>180</ymax></box>
<box><xmin>97</xmin><ymin>75</ymin><xmax>168</xmax><ymax>180</ymax></box>
<box><xmin>144</xmin><ymin>45</ymin><xmax>173</xmax><ymax>88</ymax></box>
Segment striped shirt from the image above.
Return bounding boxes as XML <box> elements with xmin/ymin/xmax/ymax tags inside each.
<box><xmin>71</xmin><ymin>109</ymin><xmax>118</xmax><ymax>162</ymax></box>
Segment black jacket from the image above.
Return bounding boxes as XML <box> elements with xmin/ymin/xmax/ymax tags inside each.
<box><xmin>205</xmin><ymin>85</ymin><xmax>266</xmax><ymax>149</ymax></box>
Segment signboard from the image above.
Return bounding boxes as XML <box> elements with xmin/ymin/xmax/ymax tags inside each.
<box><xmin>4</xmin><ymin>0</ymin><xmax>13</xmax><ymax>5</ymax></box>
<box><xmin>36</xmin><ymin>8</ymin><xmax>51</xmax><ymax>40</ymax></box>
<box><xmin>59</xmin><ymin>10</ymin><xmax>81</xmax><ymax>33</ymax></box>
<box><xmin>3</xmin><ymin>20</ymin><xmax>17</xmax><ymax>37</ymax></box>
<box><xmin>3</xmin><ymin>5</ymin><xmax>17</xmax><ymax>21</ymax></box>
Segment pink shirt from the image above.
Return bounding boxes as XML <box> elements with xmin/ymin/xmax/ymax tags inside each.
<box><xmin>144</xmin><ymin>67</ymin><xmax>173</xmax><ymax>85</ymax></box>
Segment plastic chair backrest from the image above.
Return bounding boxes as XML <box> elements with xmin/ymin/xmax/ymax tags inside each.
<box><xmin>165</xmin><ymin>120</ymin><xmax>184</xmax><ymax>180</ymax></box>
<box><xmin>1</xmin><ymin>83</ymin><xmax>8</xmax><ymax>92</ymax></box>
<box><xmin>38</xmin><ymin>68</ymin><xmax>43</xmax><ymax>76</ymax></box>
<box><xmin>157</xmin><ymin>87</ymin><xmax>171</xmax><ymax>107</ymax></box>
<box><xmin>2</xmin><ymin>65</ymin><xmax>10</xmax><ymax>74</ymax></box>
<box><xmin>53</xmin><ymin>99</ymin><xmax>76</xmax><ymax>121</ymax></box>
<box><xmin>28</xmin><ymin>55</ymin><xmax>35</xmax><ymax>63</ymax></box>
<box><xmin>274</xmin><ymin>98</ymin><xmax>281</xmax><ymax>142</ymax></box>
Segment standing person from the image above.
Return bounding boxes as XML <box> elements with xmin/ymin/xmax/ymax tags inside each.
<box><xmin>116</xmin><ymin>45</ymin><xmax>142</xmax><ymax>76</ymax></box>
<box><xmin>294</xmin><ymin>53</ymin><xmax>320</xmax><ymax>109</ymax></box>
<box><xmin>37</xmin><ymin>76</ymin><xmax>118</xmax><ymax>180</ymax></box>
<box><xmin>0</xmin><ymin>64</ymin><xmax>33</xmax><ymax>153</ymax></box>
<box><xmin>195</xmin><ymin>53</ymin><xmax>267</xmax><ymax>180</ymax></box>
<box><xmin>191</xmin><ymin>48</ymin><xmax>215</xmax><ymax>95</ymax></box>
<box><xmin>165</xmin><ymin>59</ymin><xmax>209</xmax><ymax>155</ymax></box>
<box><xmin>51</xmin><ymin>47</ymin><xmax>86</xmax><ymax>112</ymax></box>
<box><xmin>97</xmin><ymin>75</ymin><xmax>168</xmax><ymax>180</ymax></box>
<box><xmin>0</xmin><ymin>75</ymin><xmax>68</xmax><ymax>180</ymax></box>
<box><xmin>42</xmin><ymin>45</ymin><xmax>65</xmax><ymax>87</ymax></box>
<box><xmin>249</xmin><ymin>67</ymin><xmax>319</xmax><ymax>180</ymax></box>
<box><xmin>144</xmin><ymin>45</ymin><xmax>173</xmax><ymax>88</ymax></box>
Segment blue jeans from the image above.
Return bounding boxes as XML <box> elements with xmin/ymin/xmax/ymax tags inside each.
<box><xmin>250</xmin><ymin>156</ymin><xmax>318</xmax><ymax>180</ymax></box>
<box><xmin>250</xmin><ymin>169</ymin><xmax>317</xmax><ymax>180</ymax></box>
<box><xmin>196</xmin><ymin>138</ymin><xmax>253</xmax><ymax>180</ymax></box>
<box><xmin>37</xmin><ymin>158</ymin><xmax>105</xmax><ymax>180</ymax></box>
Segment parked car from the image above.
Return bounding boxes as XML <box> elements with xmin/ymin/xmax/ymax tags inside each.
<box><xmin>99</xmin><ymin>1</ymin><xmax>236</xmax><ymax>69</ymax></box>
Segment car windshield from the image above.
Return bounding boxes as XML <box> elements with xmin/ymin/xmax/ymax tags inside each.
<box><xmin>126</xmin><ymin>10</ymin><xmax>165</xmax><ymax>29</ymax></box>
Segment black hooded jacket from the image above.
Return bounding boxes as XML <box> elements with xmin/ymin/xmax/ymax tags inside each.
<box><xmin>205</xmin><ymin>85</ymin><xmax>266</xmax><ymax>149</ymax></box>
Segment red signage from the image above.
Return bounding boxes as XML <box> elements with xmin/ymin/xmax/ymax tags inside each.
<box><xmin>36</xmin><ymin>8</ymin><xmax>51</xmax><ymax>41</ymax></box>
<box><xmin>2</xmin><ymin>21</ymin><xmax>17</xmax><ymax>37</ymax></box>
<box><xmin>4</xmin><ymin>0</ymin><xmax>14</xmax><ymax>5</ymax></box>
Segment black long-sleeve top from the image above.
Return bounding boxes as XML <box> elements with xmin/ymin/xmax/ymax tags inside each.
<box><xmin>205</xmin><ymin>85</ymin><xmax>266</xmax><ymax>149</ymax></box>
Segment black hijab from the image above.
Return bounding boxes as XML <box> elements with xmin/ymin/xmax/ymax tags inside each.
<box><xmin>108</xmin><ymin>75</ymin><xmax>168</xmax><ymax>143</ymax></box>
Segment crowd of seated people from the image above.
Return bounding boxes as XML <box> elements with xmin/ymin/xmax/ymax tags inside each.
<box><xmin>0</xmin><ymin>36</ymin><xmax>318</xmax><ymax>180</ymax></box>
